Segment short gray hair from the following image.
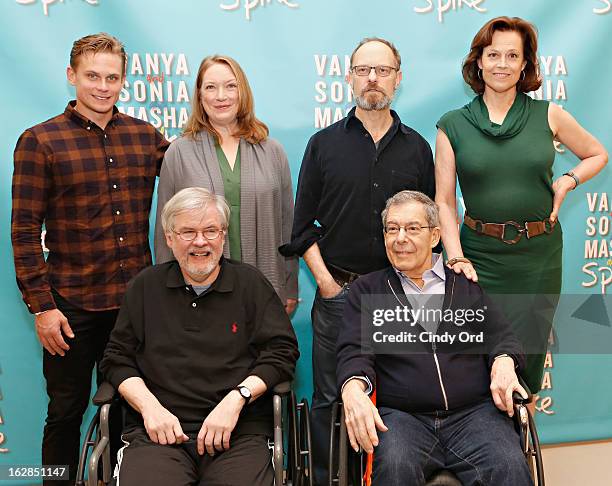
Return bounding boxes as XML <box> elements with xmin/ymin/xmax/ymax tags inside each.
<box><xmin>381</xmin><ymin>190</ymin><xmax>440</xmax><ymax>228</ymax></box>
<box><xmin>161</xmin><ymin>187</ymin><xmax>230</xmax><ymax>232</ymax></box>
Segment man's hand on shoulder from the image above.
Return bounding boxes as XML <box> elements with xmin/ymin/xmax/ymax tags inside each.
<box><xmin>341</xmin><ymin>379</ymin><xmax>387</xmax><ymax>454</ymax></box>
<box><xmin>35</xmin><ymin>308</ymin><xmax>74</xmax><ymax>356</ymax></box>
<box><xmin>490</xmin><ymin>356</ymin><xmax>528</xmax><ymax>417</ymax></box>
<box><xmin>197</xmin><ymin>389</ymin><xmax>245</xmax><ymax>456</ymax></box>
<box><xmin>141</xmin><ymin>402</ymin><xmax>189</xmax><ymax>445</ymax></box>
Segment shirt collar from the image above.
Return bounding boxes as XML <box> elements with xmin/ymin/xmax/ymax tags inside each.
<box><xmin>64</xmin><ymin>100</ymin><xmax>121</xmax><ymax>130</ymax></box>
<box><xmin>343</xmin><ymin>106</ymin><xmax>409</xmax><ymax>134</ymax></box>
<box><xmin>393</xmin><ymin>253</ymin><xmax>446</xmax><ymax>284</ymax></box>
<box><xmin>165</xmin><ymin>258</ymin><xmax>234</xmax><ymax>293</ymax></box>
<box><xmin>429</xmin><ymin>253</ymin><xmax>446</xmax><ymax>281</ymax></box>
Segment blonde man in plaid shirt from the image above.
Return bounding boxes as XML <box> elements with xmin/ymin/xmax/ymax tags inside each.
<box><xmin>11</xmin><ymin>33</ymin><xmax>168</xmax><ymax>485</ymax></box>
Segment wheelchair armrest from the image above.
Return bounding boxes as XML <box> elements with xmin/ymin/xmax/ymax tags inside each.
<box><xmin>92</xmin><ymin>382</ymin><xmax>118</xmax><ymax>406</ymax></box>
<box><xmin>512</xmin><ymin>376</ymin><xmax>533</xmax><ymax>405</ymax></box>
<box><xmin>272</xmin><ymin>381</ymin><xmax>291</xmax><ymax>395</ymax></box>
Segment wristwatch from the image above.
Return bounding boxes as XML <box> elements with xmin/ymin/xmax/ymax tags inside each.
<box><xmin>234</xmin><ymin>385</ymin><xmax>252</xmax><ymax>403</ymax></box>
<box><xmin>563</xmin><ymin>171</ymin><xmax>580</xmax><ymax>189</ymax></box>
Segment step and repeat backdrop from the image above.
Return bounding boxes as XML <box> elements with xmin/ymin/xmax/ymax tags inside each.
<box><xmin>1</xmin><ymin>0</ymin><xmax>610</xmax><ymax>474</ymax></box>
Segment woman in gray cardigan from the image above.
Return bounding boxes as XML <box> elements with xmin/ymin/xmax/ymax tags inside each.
<box><xmin>154</xmin><ymin>54</ymin><xmax>298</xmax><ymax>312</ymax></box>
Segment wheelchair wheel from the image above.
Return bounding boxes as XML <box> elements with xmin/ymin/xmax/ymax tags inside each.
<box><xmin>75</xmin><ymin>408</ymin><xmax>101</xmax><ymax>486</ymax></box>
<box><xmin>297</xmin><ymin>398</ymin><xmax>313</xmax><ymax>486</ymax></box>
<box><xmin>517</xmin><ymin>404</ymin><xmax>545</xmax><ymax>486</ymax></box>
<box><xmin>331</xmin><ymin>402</ymin><xmax>366</xmax><ymax>486</ymax></box>
<box><xmin>527</xmin><ymin>409</ymin><xmax>545</xmax><ymax>486</ymax></box>
<box><xmin>285</xmin><ymin>391</ymin><xmax>301</xmax><ymax>486</ymax></box>
<box><xmin>328</xmin><ymin>402</ymin><xmax>342</xmax><ymax>485</ymax></box>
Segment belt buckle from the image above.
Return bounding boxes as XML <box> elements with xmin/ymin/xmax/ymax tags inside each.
<box><xmin>502</xmin><ymin>221</ymin><xmax>525</xmax><ymax>245</ymax></box>
<box><xmin>473</xmin><ymin>218</ymin><xmax>485</xmax><ymax>235</ymax></box>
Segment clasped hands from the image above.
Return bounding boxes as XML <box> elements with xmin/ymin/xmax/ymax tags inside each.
<box><xmin>141</xmin><ymin>389</ymin><xmax>245</xmax><ymax>455</ymax></box>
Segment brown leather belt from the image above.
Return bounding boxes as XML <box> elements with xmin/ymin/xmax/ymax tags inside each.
<box><xmin>327</xmin><ymin>263</ymin><xmax>361</xmax><ymax>287</ymax></box>
<box><xmin>464</xmin><ymin>213</ymin><xmax>555</xmax><ymax>245</ymax></box>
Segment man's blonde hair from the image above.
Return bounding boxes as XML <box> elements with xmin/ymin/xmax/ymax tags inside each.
<box><xmin>70</xmin><ymin>33</ymin><xmax>127</xmax><ymax>76</ymax></box>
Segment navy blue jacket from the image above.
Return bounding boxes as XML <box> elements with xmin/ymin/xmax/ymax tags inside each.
<box><xmin>336</xmin><ymin>266</ymin><xmax>525</xmax><ymax>413</ymax></box>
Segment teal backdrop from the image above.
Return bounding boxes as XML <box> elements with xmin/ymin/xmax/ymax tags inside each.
<box><xmin>1</xmin><ymin>0</ymin><xmax>611</xmax><ymax>479</ymax></box>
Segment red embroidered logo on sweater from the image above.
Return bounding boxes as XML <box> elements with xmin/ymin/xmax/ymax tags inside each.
<box><xmin>231</xmin><ymin>322</ymin><xmax>238</xmax><ymax>333</ymax></box>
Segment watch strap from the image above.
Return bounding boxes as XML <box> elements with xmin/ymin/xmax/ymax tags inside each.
<box><xmin>563</xmin><ymin>171</ymin><xmax>579</xmax><ymax>189</ymax></box>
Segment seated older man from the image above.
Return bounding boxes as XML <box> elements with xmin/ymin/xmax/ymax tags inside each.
<box><xmin>100</xmin><ymin>187</ymin><xmax>299</xmax><ymax>486</ymax></box>
<box><xmin>337</xmin><ymin>190</ymin><xmax>533</xmax><ymax>486</ymax></box>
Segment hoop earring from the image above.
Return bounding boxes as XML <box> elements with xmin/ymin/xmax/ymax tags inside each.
<box><xmin>477</xmin><ymin>68</ymin><xmax>483</xmax><ymax>80</ymax></box>
<box><xmin>520</xmin><ymin>70</ymin><xmax>526</xmax><ymax>81</ymax></box>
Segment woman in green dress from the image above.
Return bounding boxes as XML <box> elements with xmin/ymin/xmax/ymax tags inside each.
<box><xmin>435</xmin><ymin>16</ymin><xmax>608</xmax><ymax>393</ymax></box>
<box><xmin>154</xmin><ymin>55</ymin><xmax>298</xmax><ymax>314</ymax></box>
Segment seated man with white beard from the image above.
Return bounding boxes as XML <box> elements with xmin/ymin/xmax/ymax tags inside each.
<box><xmin>100</xmin><ymin>187</ymin><xmax>299</xmax><ymax>486</ymax></box>
<box><xmin>337</xmin><ymin>190</ymin><xmax>533</xmax><ymax>486</ymax></box>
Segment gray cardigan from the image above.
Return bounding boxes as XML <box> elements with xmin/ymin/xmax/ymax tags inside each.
<box><xmin>154</xmin><ymin>131</ymin><xmax>298</xmax><ymax>302</ymax></box>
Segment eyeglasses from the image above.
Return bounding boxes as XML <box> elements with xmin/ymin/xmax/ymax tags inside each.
<box><xmin>384</xmin><ymin>224</ymin><xmax>435</xmax><ymax>236</ymax></box>
<box><xmin>351</xmin><ymin>65</ymin><xmax>398</xmax><ymax>77</ymax></box>
<box><xmin>172</xmin><ymin>228</ymin><xmax>225</xmax><ymax>241</ymax></box>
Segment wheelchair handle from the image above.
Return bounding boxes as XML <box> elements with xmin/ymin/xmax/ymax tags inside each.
<box><xmin>272</xmin><ymin>381</ymin><xmax>291</xmax><ymax>395</ymax></box>
<box><xmin>92</xmin><ymin>382</ymin><xmax>117</xmax><ymax>406</ymax></box>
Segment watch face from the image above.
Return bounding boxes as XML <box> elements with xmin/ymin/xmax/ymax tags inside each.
<box><xmin>238</xmin><ymin>386</ymin><xmax>251</xmax><ymax>399</ymax></box>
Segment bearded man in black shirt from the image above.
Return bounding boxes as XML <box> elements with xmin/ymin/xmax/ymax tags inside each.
<box><xmin>281</xmin><ymin>37</ymin><xmax>435</xmax><ymax>485</ymax></box>
<box><xmin>101</xmin><ymin>187</ymin><xmax>299</xmax><ymax>486</ymax></box>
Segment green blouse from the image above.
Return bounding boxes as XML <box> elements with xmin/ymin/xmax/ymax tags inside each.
<box><xmin>215</xmin><ymin>143</ymin><xmax>242</xmax><ymax>261</ymax></box>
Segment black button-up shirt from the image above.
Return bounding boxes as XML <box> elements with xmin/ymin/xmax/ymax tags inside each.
<box><xmin>281</xmin><ymin>107</ymin><xmax>435</xmax><ymax>274</ymax></box>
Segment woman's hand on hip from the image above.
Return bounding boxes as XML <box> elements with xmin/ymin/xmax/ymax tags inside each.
<box><xmin>549</xmin><ymin>175</ymin><xmax>576</xmax><ymax>224</ymax></box>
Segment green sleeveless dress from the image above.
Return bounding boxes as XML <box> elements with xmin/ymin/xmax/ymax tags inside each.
<box><xmin>437</xmin><ymin>93</ymin><xmax>562</xmax><ymax>392</ymax></box>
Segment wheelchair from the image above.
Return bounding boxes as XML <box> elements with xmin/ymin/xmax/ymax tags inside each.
<box><xmin>328</xmin><ymin>389</ymin><xmax>544</xmax><ymax>486</ymax></box>
<box><xmin>75</xmin><ymin>381</ymin><xmax>313</xmax><ymax>486</ymax></box>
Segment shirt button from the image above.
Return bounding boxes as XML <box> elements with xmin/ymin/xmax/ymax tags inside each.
<box><xmin>373</xmin><ymin>182</ymin><xmax>379</xmax><ymax>188</ymax></box>
<box><xmin>192</xmin><ymin>302</ymin><xmax>197</xmax><ymax>308</ymax></box>
<box><xmin>373</xmin><ymin>210</ymin><xmax>377</xmax><ymax>215</ymax></box>
<box><xmin>119</xmin><ymin>262</ymin><xmax>124</xmax><ymax>268</ymax></box>
<box><xmin>185</xmin><ymin>287</ymin><xmax>190</xmax><ymax>291</ymax></box>
<box><xmin>87</xmin><ymin>126</ymin><xmax>91</xmax><ymax>130</ymax></box>
<box><xmin>119</xmin><ymin>237</ymin><xmax>124</xmax><ymax>242</ymax></box>
<box><xmin>109</xmin><ymin>158</ymin><xmax>114</xmax><ymax>163</ymax></box>
<box><xmin>113</xmin><ymin>184</ymin><xmax>118</xmax><ymax>189</ymax></box>
<box><xmin>104</xmin><ymin>134</ymin><xmax>107</xmax><ymax>138</ymax></box>
<box><xmin>116</xmin><ymin>210</ymin><xmax>121</xmax><ymax>215</ymax></box>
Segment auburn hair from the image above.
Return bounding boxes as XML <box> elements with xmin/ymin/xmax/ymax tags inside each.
<box><xmin>462</xmin><ymin>16</ymin><xmax>541</xmax><ymax>94</ymax></box>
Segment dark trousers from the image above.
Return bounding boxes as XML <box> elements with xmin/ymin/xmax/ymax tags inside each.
<box><xmin>310</xmin><ymin>286</ymin><xmax>349</xmax><ymax>486</ymax></box>
<box><xmin>117</xmin><ymin>428</ymin><xmax>274</xmax><ymax>485</ymax></box>
<box><xmin>42</xmin><ymin>291</ymin><xmax>118</xmax><ymax>486</ymax></box>
<box><xmin>372</xmin><ymin>401</ymin><xmax>533</xmax><ymax>486</ymax></box>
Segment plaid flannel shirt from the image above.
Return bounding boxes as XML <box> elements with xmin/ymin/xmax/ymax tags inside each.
<box><xmin>11</xmin><ymin>102</ymin><xmax>169</xmax><ymax>313</ymax></box>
